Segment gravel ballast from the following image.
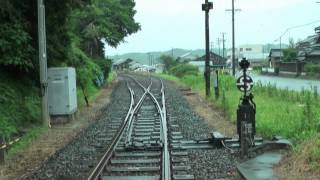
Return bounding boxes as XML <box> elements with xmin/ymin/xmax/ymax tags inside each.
<box><xmin>26</xmin><ymin>80</ymin><xmax>132</xmax><ymax>180</ymax></box>
<box><xmin>165</xmin><ymin>81</ymin><xmax>239</xmax><ymax>179</ymax></box>
<box><xmin>25</xmin><ymin>75</ymin><xmax>239</xmax><ymax>180</ymax></box>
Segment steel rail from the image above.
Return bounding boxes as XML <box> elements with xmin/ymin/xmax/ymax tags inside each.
<box><xmin>87</xmin><ymin>81</ymin><xmax>140</xmax><ymax>180</ymax></box>
<box><xmin>130</xmin><ymin>76</ymin><xmax>171</xmax><ymax>180</ymax></box>
<box><xmin>160</xmin><ymin>79</ymin><xmax>171</xmax><ymax>180</ymax></box>
<box><xmin>128</xmin><ymin>77</ymin><xmax>164</xmax><ymax>144</ymax></box>
<box><xmin>125</xmin><ymin>81</ymin><xmax>152</xmax><ymax>146</ymax></box>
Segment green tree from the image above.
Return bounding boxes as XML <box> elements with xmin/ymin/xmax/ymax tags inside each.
<box><xmin>72</xmin><ymin>0</ymin><xmax>140</xmax><ymax>58</ymax></box>
<box><xmin>160</xmin><ymin>55</ymin><xmax>178</xmax><ymax>72</ymax></box>
<box><xmin>283</xmin><ymin>48</ymin><xmax>297</xmax><ymax>62</ymax></box>
<box><xmin>169</xmin><ymin>64</ymin><xmax>199</xmax><ymax>78</ymax></box>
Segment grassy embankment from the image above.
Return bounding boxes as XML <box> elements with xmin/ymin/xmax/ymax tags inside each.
<box><xmin>0</xmin><ymin>70</ymin><xmax>115</xmax><ymax>157</ymax></box>
<box><xmin>157</xmin><ymin>73</ymin><xmax>320</xmax><ymax>170</ymax></box>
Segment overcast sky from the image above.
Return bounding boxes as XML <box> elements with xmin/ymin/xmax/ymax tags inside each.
<box><xmin>105</xmin><ymin>0</ymin><xmax>320</xmax><ymax>56</ymax></box>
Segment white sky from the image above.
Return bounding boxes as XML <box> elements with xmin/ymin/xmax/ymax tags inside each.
<box><xmin>105</xmin><ymin>0</ymin><xmax>320</xmax><ymax>56</ymax></box>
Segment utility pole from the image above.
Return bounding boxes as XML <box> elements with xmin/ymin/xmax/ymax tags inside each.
<box><xmin>210</xmin><ymin>42</ymin><xmax>214</xmax><ymax>53</ymax></box>
<box><xmin>279</xmin><ymin>38</ymin><xmax>282</xmax><ymax>62</ymax></box>
<box><xmin>226</xmin><ymin>1</ymin><xmax>241</xmax><ymax>76</ymax></box>
<box><xmin>202</xmin><ymin>0</ymin><xmax>213</xmax><ymax>97</ymax></box>
<box><xmin>148</xmin><ymin>53</ymin><xmax>151</xmax><ymax>66</ymax></box>
<box><xmin>231</xmin><ymin>0</ymin><xmax>236</xmax><ymax>76</ymax></box>
<box><xmin>38</xmin><ymin>0</ymin><xmax>49</xmax><ymax>127</ymax></box>
<box><xmin>151</xmin><ymin>55</ymin><xmax>154</xmax><ymax>67</ymax></box>
<box><xmin>222</xmin><ymin>32</ymin><xmax>226</xmax><ymax>59</ymax></box>
<box><xmin>217</xmin><ymin>38</ymin><xmax>221</xmax><ymax>56</ymax></box>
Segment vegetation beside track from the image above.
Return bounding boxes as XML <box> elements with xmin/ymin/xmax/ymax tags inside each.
<box><xmin>3</xmin><ymin>71</ymin><xmax>116</xmax><ymax>159</ymax></box>
<box><xmin>0</xmin><ymin>0</ymin><xmax>138</xmax><ymax>147</ymax></box>
<box><xmin>157</xmin><ymin>72</ymin><xmax>320</xmax><ymax>171</ymax></box>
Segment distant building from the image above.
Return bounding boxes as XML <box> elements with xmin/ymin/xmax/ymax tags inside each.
<box><xmin>268</xmin><ymin>49</ymin><xmax>283</xmax><ymax>68</ymax></box>
<box><xmin>134</xmin><ymin>65</ymin><xmax>156</xmax><ymax>72</ymax></box>
<box><xmin>226</xmin><ymin>44</ymin><xmax>271</xmax><ymax>68</ymax></box>
<box><xmin>177</xmin><ymin>52</ymin><xmax>199</xmax><ymax>63</ymax></box>
<box><xmin>189</xmin><ymin>52</ymin><xmax>226</xmax><ymax>72</ymax></box>
<box><xmin>238</xmin><ymin>44</ymin><xmax>269</xmax><ymax>67</ymax></box>
<box><xmin>296</xmin><ymin>26</ymin><xmax>320</xmax><ymax>64</ymax></box>
<box><xmin>113</xmin><ymin>58</ymin><xmax>134</xmax><ymax>70</ymax></box>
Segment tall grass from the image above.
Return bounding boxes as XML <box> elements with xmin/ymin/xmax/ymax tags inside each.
<box><xmin>160</xmin><ymin>73</ymin><xmax>320</xmax><ymax>142</ymax></box>
<box><xmin>159</xmin><ymin>72</ymin><xmax>320</xmax><ymax>171</ymax></box>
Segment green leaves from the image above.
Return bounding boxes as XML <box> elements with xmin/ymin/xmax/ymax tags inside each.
<box><xmin>73</xmin><ymin>0</ymin><xmax>140</xmax><ymax>51</ymax></box>
<box><xmin>0</xmin><ymin>23</ymin><xmax>34</xmax><ymax>70</ymax></box>
<box><xmin>282</xmin><ymin>48</ymin><xmax>297</xmax><ymax>62</ymax></box>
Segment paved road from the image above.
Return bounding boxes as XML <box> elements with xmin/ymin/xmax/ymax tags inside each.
<box><xmin>251</xmin><ymin>74</ymin><xmax>320</xmax><ymax>92</ymax></box>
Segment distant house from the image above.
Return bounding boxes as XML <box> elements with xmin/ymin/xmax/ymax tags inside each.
<box><xmin>113</xmin><ymin>58</ymin><xmax>134</xmax><ymax>70</ymax></box>
<box><xmin>296</xmin><ymin>26</ymin><xmax>320</xmax><ymax>64</ymax></box>
<box><xmin>128</xmin><ymin>62</ymin><xmax>142</xmax><ymax>71</ymax></box>
<box><xmin>265</xmin><ymin>48</ymin><xmax>306</xmax><ymax>76</ymax></box>
<box><xmin>188</xmin><ymin>52</ymin><xmax>226</xmax><ymax>72</ymax></box>
<box><xmin>177</xmin><ymin>52</ymin><xmax>198</xmax><ymax>63</ymax></box>
<box><xmin>268</xmin><ymin>49</ymin><xmax>283</xmax><ymax>68</ymax></box>
<box><xmin>134</xmin><ymin>65</ymin><xmax>156</xmax><ymax>72</ymax></box>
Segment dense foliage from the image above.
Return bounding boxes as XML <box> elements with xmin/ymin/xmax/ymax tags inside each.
<box><xmin>282</xmin><ymin>48</ymin><xmax>297</xmax><ymax>62</ymax></box>
<box><xmin>305</xmin><ymin>64</ymin><xmax>320</xmax><ymax>77</ymax></box>
<box><xmin>169</xmin><ymin>64</ymin><xmax>199</xmax><ymax>78</ymax></box>
<box><xmin>0</xmin><ymin>0</ymin><xmax>140</xmax><ymax>137</ymax></box>
<box><xmin>160</xmin><ymin>55</ymin><xmax>178</xmax><ymax>72</ymax></box>
<box><xmin>160</xmin><ymin>55</ymin><xmax>199</xmax><ymax>77</ymax></box>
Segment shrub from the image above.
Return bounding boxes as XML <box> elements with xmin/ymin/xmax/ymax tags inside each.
<box><xmin>305</xmin><ymin>64</ymin><xmax>320</xmax><ymax>76</ymax></box>
<box><xmin>169</xmin><ymin>64</ymin><xmax>199</xmax><ymax>78</ymax></box>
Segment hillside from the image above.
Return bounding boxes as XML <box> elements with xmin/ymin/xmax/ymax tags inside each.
<box><xmin>110</xmin><ymin>48</ymin><xmax>205</xmax><ymax>64</ymax></box>
<box><xmin>110</xmin><ymin>44</ymin><xmax>288</xmax><ymax>65</ymax></box>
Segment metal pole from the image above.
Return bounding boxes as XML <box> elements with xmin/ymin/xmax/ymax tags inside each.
<box><xmin>38</xmin><ymin>0</ymin><xmax>49</xmax><ymax>127</ymax></box>
<box><xmin>232</xmin><ymin>0</ymin><xmax>236</xmax><ymax>76</ymax></box>
<box><xmin>217</xmin><ymin>38</ymin><xmax>221</xmax><ymax>56</ymax></box>
<box><xmin>203</xmin><ymin>0</ymin><xmax>212</xmax><ymax>97</ymax></box>
<box><xmin>210</xmin><ymin>42</ymin><xmax>214</xmax><ymax>53</ymax></box>
<box><xmin>280</xmin><ymin>37</ymin><xmax>282</xmax><ymax>62</ymax></box>
<box><xmin>222</xmin><ymin>33</ymin><xmax>226</xmax><ymax>59</ymax></box>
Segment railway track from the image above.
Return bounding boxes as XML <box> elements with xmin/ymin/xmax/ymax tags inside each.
<box><xmin>87</xmin><ymin>75</ymin><xmax>194</xmax><ymax>180</ymax></box>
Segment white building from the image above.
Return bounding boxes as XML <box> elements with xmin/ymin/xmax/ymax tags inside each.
<box><xmin>238</xmin><ymin>44</ymin><xmax>269</xmax><ymax>61</ymax></box>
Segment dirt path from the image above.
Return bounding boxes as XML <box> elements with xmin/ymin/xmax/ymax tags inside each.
<box><xmin>0</xmin><ymin>80</ymin><xmax>118</xmax><ymax>180</ymax></box>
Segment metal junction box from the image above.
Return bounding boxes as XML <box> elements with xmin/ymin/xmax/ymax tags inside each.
<box><xmin>48</xmin><ymin>67</ymin><xmax>77</xmax><ymax>115</ymax></box>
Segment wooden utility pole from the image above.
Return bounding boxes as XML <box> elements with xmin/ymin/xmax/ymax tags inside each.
<box><xmin>232</xmin><ymin>0</ymin><xmax>236</xmax><ymax>76</ymax></box>
<box><xmin>202</xmin><ymin>0</ymin><xmax>213</xmax><ymax>97</ymax></box>
<box><xmin>210</xmin><ymin>42</ymin><xmax>214</xmax><ymax>53</ymax></box>
<box><xmin>38</xmin><ymin>0</ymin><xmax>49</xmax><ymax>127</ymax></box>
<box><xmin>226</xmin><ymin>2</ymin><xmax>241</xmax><ymax>76</ymax></box>
<box><xmin>222</xmin><ymin>32</ymin><xmax>226</xmax><ymax>59</ymax></box>
<box><xmin>217</xmin><ymin>38</ymin><xmax>221</xmax><ymax>56</ymax></box>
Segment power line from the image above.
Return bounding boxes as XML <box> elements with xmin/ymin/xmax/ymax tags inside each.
<box><xmin>275</xmin><ymin>19</ymin><xmax>320</xmax><ymax>41</ymax></box>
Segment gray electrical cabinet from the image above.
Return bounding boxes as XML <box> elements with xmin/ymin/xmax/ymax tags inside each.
<box><xmin>48</xmin><ymin>67</ymin><xmax>77</xmax><ymax>115</ymax></box>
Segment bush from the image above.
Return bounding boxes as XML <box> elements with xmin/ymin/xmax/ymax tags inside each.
<box><xmin>283</xmin><ymin>48</ymin><xmax>297</xmax><ymax>62</ymax></box>
<box><xmin>0</xmin><ymin>69</ymin><xmax>41</xmax><ymax>138</ymax></box>
<box><xmin>169</xmin><ymin>64</ymin><xmax>199</xmax><ymax>78</ymax></box>
<box><xmin>305</xmin><ymin>64</ymin><xmax>320</xmax><ymax>76</ymax></box>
